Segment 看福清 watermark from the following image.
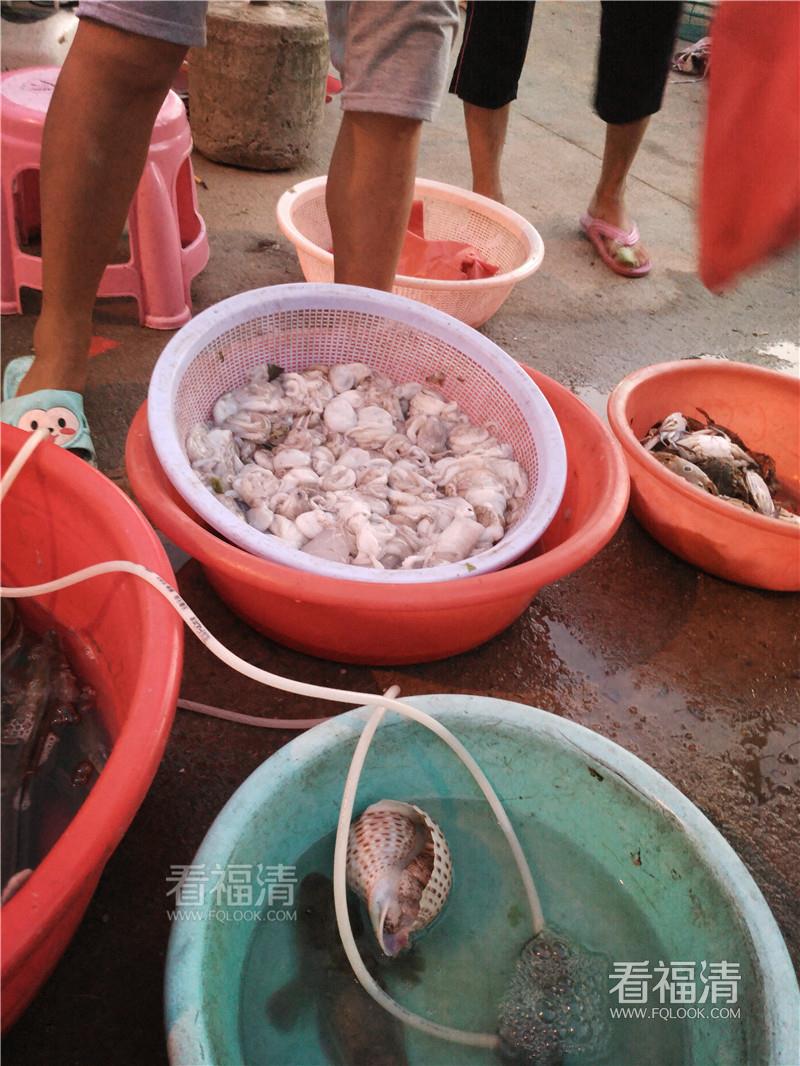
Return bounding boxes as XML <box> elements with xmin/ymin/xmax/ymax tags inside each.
<box><xmin>609</xmin><ymin>960</ymin><xmax>742</xmax><ymax>1021</ymax></box>
<box><xmin>166</xmin><ymin>862</ymin><xmax>298</xmax><ymax>923</ymax></box>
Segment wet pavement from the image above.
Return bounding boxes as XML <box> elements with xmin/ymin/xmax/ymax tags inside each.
<box><xmin>2</xmin><ymin>2</ymin><xmax>799</xmax><ymax>1063</ymax></box>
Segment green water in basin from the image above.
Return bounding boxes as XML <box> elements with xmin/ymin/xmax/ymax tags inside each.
<box><xmin>165</xmin><ymin>696</ymin><xmax>798</xmax><ymax>1066</ymax></box>
<box><xmin>240</xmin><ymin>800</ymin><xmax>689</xmax><ymax>1065</ymax></box>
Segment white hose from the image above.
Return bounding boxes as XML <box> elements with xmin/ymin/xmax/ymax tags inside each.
<box><xmin>177</xmin><ymin>698</ymin><xmax>327</xmax><ymax>731</ymax></box>
<box><xmin>0</xmin><ymin>427</ymin><xmax>49</xmax><ymax>502</ymax></box>
<box><xmin>332</xmin><ymin>689</ymin><xmax>499</xmax><ymax>1049</ymax></box>
<box><xmin>0</xmin><ymin>430</ymin><xmax>546</xmax><ymax>1045</ymax></box>
<box><xmin>0</xmin><ymin>559</ymin><xmax>544</xmax><ymax>929</ymax></box>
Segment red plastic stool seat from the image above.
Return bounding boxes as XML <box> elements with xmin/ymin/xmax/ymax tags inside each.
<box><xmin>1</xmin><ymin>67</ymin><xmax>209</xmax><ymax>329</ymax></box>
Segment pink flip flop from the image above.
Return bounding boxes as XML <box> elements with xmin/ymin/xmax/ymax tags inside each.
<box><xmin>579</xmin><ymin>213</ymin><xmax>652</xmax><ymax>278</ymax></box>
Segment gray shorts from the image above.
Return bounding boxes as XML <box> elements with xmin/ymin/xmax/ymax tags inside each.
<box><xmin>77</xmin><ymin>0</ymin><xmax>459</xmax><ymax>121</ymax></box>
<box><xmin>326</xmin><ymin>0</ymin><xmax>459</xmax><ymax>121</ymax></box>
<box><xmin>76</xmin><ymin>1</ymin><xmax>208</xmax><ymax>48</ymax></box>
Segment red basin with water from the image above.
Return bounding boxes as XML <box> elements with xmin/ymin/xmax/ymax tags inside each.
<box><xmin>1</xmin><ymin>425</ymin><xmax>183</xmax><ymax>1030</ymax></box>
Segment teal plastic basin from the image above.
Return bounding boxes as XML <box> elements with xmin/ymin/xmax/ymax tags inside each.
<box><xmin>165</xmin><ymin>696</ymin><xmax>799</xmax><ymax>1065</ymax></box>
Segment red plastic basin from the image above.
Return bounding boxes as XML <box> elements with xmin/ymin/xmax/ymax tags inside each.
<box><xmin>608</xmin><ymin>360</ymin><xmax>800</xmax><ymax>591</ymax></box>
<box><xmin>126</xmin><ymin>368</ymin><xmax>629</xmax><ymax>664</ymax></box>
<box><xmin>1</xmin><ymin>425</ymin><xmax>183</xmax><ymax>1030</ymax></box>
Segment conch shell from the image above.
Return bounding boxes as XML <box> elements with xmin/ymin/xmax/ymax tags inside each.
<box><xmin>346</xmin><ymin>800</ymin><xmax>452</xmax><ymax>956</ymax></box>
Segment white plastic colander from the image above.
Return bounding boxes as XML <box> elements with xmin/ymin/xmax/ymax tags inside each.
<box><xmin>147</xmin><ymin>284</ymin><xmax>566</xmax><ymax>585</ymax></box>
<box><xmin>276</xmin><ymin>176</ymin><xmax>544</xmax><ymax>328</ymax></box>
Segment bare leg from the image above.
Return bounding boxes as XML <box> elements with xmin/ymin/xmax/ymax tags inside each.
<box><xmin>463</xmin><ymin>101</ymin><xmax>510</xmax><ymax>203</ymax></box>
<box><xmin>326</xmin><ymin>111</ymin><xmax>422</xmax><ymax>291</ymax></box>
<box><xmin>18</xmin><ymin>20</ymin><xmax>187</xmax><ymax>397</ymax></box>
<box><xmin>586</xmin><ymin>117</ymin><xmax>650</xmax><ymax>268</ymax></box>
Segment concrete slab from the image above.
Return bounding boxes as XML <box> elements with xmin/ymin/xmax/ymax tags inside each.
<box><xmin>2</xmin><ymin>4</ymin><xmax>798</xmax><ymax>1061</ymax></box>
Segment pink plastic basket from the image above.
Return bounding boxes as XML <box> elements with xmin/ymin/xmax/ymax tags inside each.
<box><xmin>276</xmin><ymin>176</ymin><xmax>544</xmax><ymax>328</ymax></box>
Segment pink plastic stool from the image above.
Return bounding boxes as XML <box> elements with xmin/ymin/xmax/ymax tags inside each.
<box><xmin>1</xmin><ymin>67</ymin><xmax>209</xmax><ymax>329</ymax></box>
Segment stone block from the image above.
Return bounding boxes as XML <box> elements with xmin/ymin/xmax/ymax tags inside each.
<box><xmin>188</xmin><ymin>1</ymin><xmax>329</xmax><ymax>171</ymax></box>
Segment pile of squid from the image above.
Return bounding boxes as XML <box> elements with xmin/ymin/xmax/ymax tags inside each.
<box><xmin>187</xmin><ymin>362</ymin><xmax>529</xmax><ymax>569</ymax></box>
<box><xmin>641</xmin><ymin>409</ymin><xmax>799</xmax><ymax>523</ymax></box>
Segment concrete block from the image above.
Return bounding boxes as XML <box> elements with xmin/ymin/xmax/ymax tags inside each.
<box><xmin>188</xmin><ymin>0</ymin><xmax>328</xmax><ymax>171</ymax></box>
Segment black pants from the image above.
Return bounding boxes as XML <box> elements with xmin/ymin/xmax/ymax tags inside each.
<box><xmin>449</xmin><ymin>1</ymin><xmax>682</xmax><ymax>125</ymax></box>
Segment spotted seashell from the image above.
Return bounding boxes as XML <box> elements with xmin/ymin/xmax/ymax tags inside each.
<box><xmin>346</xmin><ymin>800</ymin><xmax>452</xmax><ymax>956</ymax></box>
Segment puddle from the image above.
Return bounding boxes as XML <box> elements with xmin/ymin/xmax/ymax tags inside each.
<box><xmin>533</xmin><ymin>608</ymin><xmax>800</xmax><ymax>807</ymax></box>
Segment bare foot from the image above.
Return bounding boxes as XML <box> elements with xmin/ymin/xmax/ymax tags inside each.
<box><xmin>586</xmin><ymin>192</ymin><xmax>650</xmax><ymax>270</ymax></box>
<box><xmin>15</xmin><ymin>318</ymin><xmax>91</xmax><ymax>396</ymax></box>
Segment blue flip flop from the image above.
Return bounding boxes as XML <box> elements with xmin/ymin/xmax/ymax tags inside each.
<box><xmin>1</xmin><ymin>356</ymin><xmax>97</xmax><ymax>465</ymax></box>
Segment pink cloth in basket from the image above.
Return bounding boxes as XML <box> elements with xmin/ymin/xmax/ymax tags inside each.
<box><xmin>397</xmin><ymin>201</ymin><xmax>499</xmax><ymax>281</ymax></box>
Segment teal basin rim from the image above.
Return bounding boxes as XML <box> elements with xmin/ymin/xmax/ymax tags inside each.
<box><xmin>165</xmin><ymin>695</ymin><xmax>800</xmax><ymax>1064</ymax></box>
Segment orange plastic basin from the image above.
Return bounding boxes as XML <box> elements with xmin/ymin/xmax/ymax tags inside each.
<box><xmin>608</xmin><ymin>360</ymin><xmax>800</xmax><ymax>591</ymax></box>
<box><xmin>126</xmin><ymin>368</ymin><xmax>629</xmax><ymax>664</ymax></box>
<box><xmin>1</xmin><ymin>426</ymin><xmax>183</xmax><ymax>1030</ymax></box>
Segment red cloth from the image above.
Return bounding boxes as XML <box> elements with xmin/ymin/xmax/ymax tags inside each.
<box><xmin>699</xmin><ymin>1</ymin><xmax>800</xmax><ymax>289</ymax></box>
<box><xmin>396</xmin><ymin>201</ymin><xmax>499</xmax><ymax>281</ymax></box>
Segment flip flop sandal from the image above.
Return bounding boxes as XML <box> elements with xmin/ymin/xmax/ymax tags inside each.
<box><xmin>579</xmin><ymin>213</ymin><xmax>652</xmax><ymax>278</ymax></box>
<box><xmin>1</xmin><ymin>356</ymin><xmax>97</xmax><ymax>465</ymax></box>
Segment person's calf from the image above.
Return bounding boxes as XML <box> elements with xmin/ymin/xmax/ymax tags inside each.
<box><xmin>463</xmin><ymin>101</ymin><xmax>509</xmax><ymax>203</ymax></box>
<box><xmin>20</xmin><ymin>22</ymin><xmax>188</xmax><ymax>398</ymax></box>
<box><xmin>327</xmin><ymin>111</ymin><xmax>423</xmax><ymax>290</ymax></box>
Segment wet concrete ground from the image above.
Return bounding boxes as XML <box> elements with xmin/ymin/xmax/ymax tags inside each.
<box><xmin>2</xmin><ymin>3</ymin><xmax>799</xmax><ymax>1063</ymax></box>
